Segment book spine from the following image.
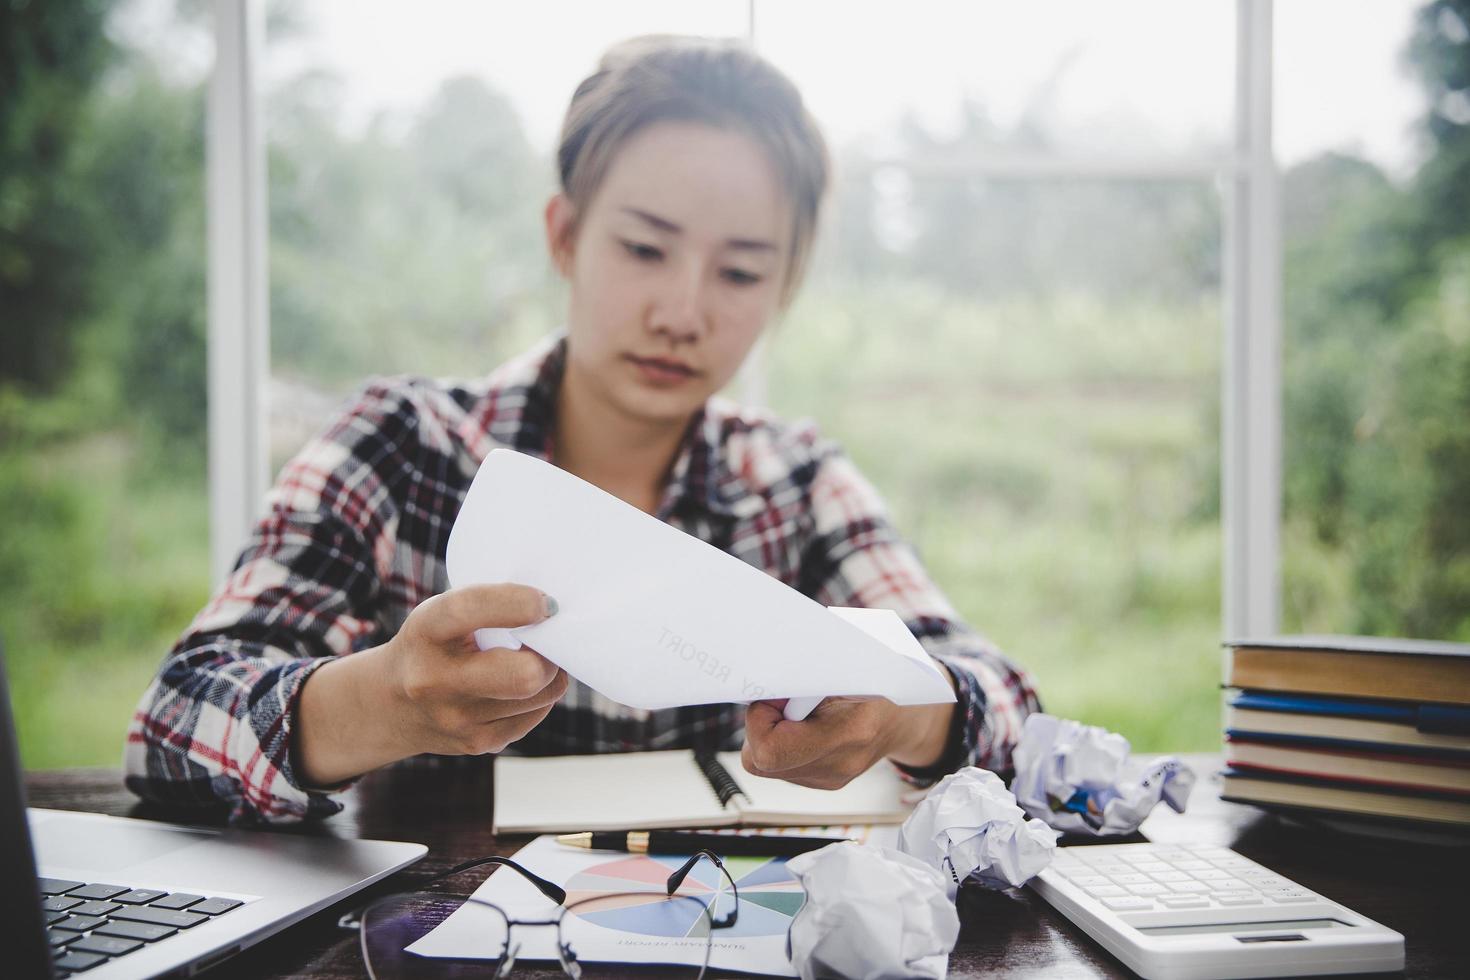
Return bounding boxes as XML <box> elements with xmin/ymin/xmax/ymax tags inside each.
<box><xmin>695</xmin><ymin>752</ymin><xmax>746</xmax><ymax>808</ymax></box>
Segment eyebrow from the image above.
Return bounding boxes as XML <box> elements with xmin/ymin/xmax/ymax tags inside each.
<box><xmin>621</xmin><ymin>207</ymin><xmax>777</xmax><ymax>253</ymax></box>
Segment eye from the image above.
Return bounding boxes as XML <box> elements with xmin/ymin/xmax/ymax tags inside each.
<box><xmin>620</xmin><ymin>240</ymin><xmax>663</xmax><ymax>262</ymax></box>
<box><xmin>722</xmin><ymin>268</ymin><xmax>763</xmax><ymax>286</ymax></box>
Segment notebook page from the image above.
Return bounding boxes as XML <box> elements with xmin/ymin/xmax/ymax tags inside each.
<box><xmin>719</xmin><ymin>752</ymin><xmax>915</xmax><ymax>826</ymax></box>
<box><xmin>492</xmin><ymin>751</ymin><xmax>736</xmax><ymax>834</ymax></box>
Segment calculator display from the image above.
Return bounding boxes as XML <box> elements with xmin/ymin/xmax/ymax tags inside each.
<box><xmin>1137</xmin><ymin>918</ymin><xmax>1354</xmax><ymax>937</ymax></box>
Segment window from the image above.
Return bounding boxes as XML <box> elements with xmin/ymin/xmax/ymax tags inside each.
<box><xmin>1277</xmin><ymin>0</ymin><xmax>1470</xmax><ymax>642</ymax></box>
<box><xmin>762</xmin><ymin>1</ymin><xmax>1232</xmax><ymax>748</ymax></box>
<box><xmin>1</xmin><ymin>0</ymin><xmax>211</xmax><ymax>766</ymax></box>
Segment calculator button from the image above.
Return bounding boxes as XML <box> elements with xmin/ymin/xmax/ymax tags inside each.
<box><xmin>1215</xmin><ymin>893</ymin><xmax>1266</xmax><ymax>906</ymax></box>
<box><xmin>1092</xmin><ymin>864</ymin><xmax>1133</xmax><ymax>876</ymax></box>
<box><xmin>1263</xmin><ymin>889</ymin><xmax>1315</xmax><ymax>902</ymax></box>
<box><xmin>1212</xmin><ymin>878</ymin><xmax>1253</xmax><ymax>891</ymax></box>
<box><xmin>1084</xmin><ymin>885</ymin><xmax>1130</xmax><ymax>898</ymax></box>
<box><xmin>1131</xmin><ymin>862</ymin><xmax>1171</xmax><ymax>873</ymax></box>
<box><xmin>1150</xmin><ymin>871</ymin><xmax>1190</xmax><ymax>883</ymax></box>
<box><xmin>1102</xmin><ymin>896</ymin><xmax>1155</xmax><ymax>911</ymax></box>
<box><xmin>1109</xmin><ymin>873</ymin><xmax>1152</xmax><ymax>885</ymax></box>
<box><xmin>1169</xmin><ymin>881</ymin><xmax>1213</xmax><ymax>894</ymax></box>
<box><xmin>1158</xmin><ymin>895</ymin><xmax>1210</xmax><ymax>908</ymax></box>
<box><xmin>1070</xmin><ymin>875</ymin><xmax>1112</xmax><ymax>887</ymax></box>
<box><xmin>1189</xmin><ymin>868</ymin><xmax>1231</xmax><ymax>881</ymax></box>
<box><xmin>1172</xmin><ymin>860</ymin><xmax>1212</xmax><ymax>871</ymax></box>
<box><xmin>1129</xmin><ymin>883</ymin><xmax>1171</xmax><ymax>896</ymax></box>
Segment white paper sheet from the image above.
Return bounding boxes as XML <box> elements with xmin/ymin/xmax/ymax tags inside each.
<box><xmin>408</xmin><ymin>833</ymin><xmax>827</xmax><ymax>976</ymax></box>
<box><xmin>896</xmin><ymin>767</ymin><xmax>1057</xmax><ymax>898</ymax></box>
<box><xmin>786</xmin><ymin>842</ymin><xmax>959</xmax><ymax>980</ymax></box>
<box><xmin>446</xmin><ymin>449</ymin><xmax>955</xmax><ymax>714</ymax></box>
<box><xmin>1009</xmin><ymin>713</ymin><xmax>1196</xmax><ymax>835</ymax></box>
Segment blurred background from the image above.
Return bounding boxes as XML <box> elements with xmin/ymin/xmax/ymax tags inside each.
<box><xmin>3</xmin><ymin>0</ymin><xmax>1468</xmax><ymax>769</ymax></box>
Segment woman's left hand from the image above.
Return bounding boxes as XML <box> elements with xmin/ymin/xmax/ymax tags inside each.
<box><xmin>741</xmin><ymin>691</ymin><xmax>955</xmax><ymax>790</ymax></box>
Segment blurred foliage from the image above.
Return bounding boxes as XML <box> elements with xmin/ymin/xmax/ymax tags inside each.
<box><xmin>1</xmin><ymin>0</ymin><xmax>1467</xmax><ymax>770</ymax></box>
<box><xmin>0</xmin><ymin>0</ymin><xmax>112</xmax><ymax>388</ymax></box>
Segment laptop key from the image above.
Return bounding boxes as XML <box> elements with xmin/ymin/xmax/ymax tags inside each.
<box><xmin>46</xmin><ymin>909</ymin><xmax>72</xmax><ymax>925</ymax></box>
<box><xmin>190</xmin><ymin>897</ymin><xmax>243</xmax><ymax>915</ymax></box>
<box><xmin>39</xmin><ymin>878</ymin><xmax>86</xmax><ymax>896</ymax></box>
<box><xmin>112</xmin><ymin>888</ymin><xmax>167</xmax><ymax>905</ymax></box>
<box><xmin>70</xmin><ymin>934</ymin><xmax>145</xmax><ymax>957</ymax></box>
<box><xmin>69</xmin><ymin>900</ymin><xmax>123</xmax><ymax>917</ymax></box>
<box><xmin>48</xmin><ymin>928</ymin><xmax>82</xmax><ymax>947</ymax></box>
<box><xmin>68</xmin><ymin>883</ymin><xmax>130</xmax><ymax>901</ymax></box>
<box><xmin>111</xmin><ymin>905</ymin><xmax>209</xmax><ymax>929</ymax></box>
<box><xmin>43</xmin><ymin>895</ymin><xmax>84</xmax><ymax>912</ymax></box>
<box><xmin>95</xmin><ymin>919</ymin><xmax>179</xmax><ymax>942</ymax></box>
<box><xmin>150</xmin><ymin>892</ymin><xmax>205</xmax><ymax>910</ymax></box>
<box><xmin>52</xmin><ymin>950</ymin><xmax>108</xmax><ymax>972</ymax></box>
<box><xmin>52</xmin><ymin>914</ymin><xmax>108</xmax><ymax>932</ymax></box>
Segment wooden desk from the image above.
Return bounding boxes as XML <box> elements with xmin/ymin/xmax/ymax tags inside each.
<box><xmin>25</xmin><ymin>756</ymin><xmax>1468</xmax><ymax>978</ymax></box>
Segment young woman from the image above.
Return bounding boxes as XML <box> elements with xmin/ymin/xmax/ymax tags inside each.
<box><xmin>125</xmin><ymin>35</ymin><xmax>1040</xmax><ymax>824</ymax></box>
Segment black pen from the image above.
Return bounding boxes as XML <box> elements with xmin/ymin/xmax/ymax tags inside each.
<box><xmin>556</xmin><ymin>830</ymin><xmax>849</xmax><ymax>858</ymax></box>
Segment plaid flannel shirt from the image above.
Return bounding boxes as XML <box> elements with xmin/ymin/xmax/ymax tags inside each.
<box><xmin>124</xmin><ymin>334</ymin><xmax>1041</xmax><ymax>824</ymax></box>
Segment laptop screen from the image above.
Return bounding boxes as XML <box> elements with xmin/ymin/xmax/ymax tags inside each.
<box><xmin>0</xmin><ymin>644</ymin><xmax>59</xmax><ymax>979</ymax></box>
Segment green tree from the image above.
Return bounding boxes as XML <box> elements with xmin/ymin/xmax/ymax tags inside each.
<box><xmin>0</xmin><ymin>0</ymin><xmax>113</xmax><ymax>389</ymax></box>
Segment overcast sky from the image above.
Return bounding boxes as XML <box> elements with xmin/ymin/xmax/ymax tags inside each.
<box><xmin>257</xmin><ymin>0</ymin><xmax>1428</xmax><ymax>178</ymax></box>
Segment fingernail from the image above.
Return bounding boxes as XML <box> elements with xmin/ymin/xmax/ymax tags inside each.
<box><xmin>543</xmin><ymin>593</ymin><xmax>559</xmax><ymax>618</ymax></box>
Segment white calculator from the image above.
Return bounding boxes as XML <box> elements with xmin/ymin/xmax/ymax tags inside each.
<box><xmin>1028</xmin><ymin>842</ymin><xmax>1404</xmax><ymax>979</ymax></box>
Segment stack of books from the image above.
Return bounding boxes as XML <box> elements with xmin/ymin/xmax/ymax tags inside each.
<box><xmin>1220</xmin><ymin>635</ymin><xmax>1470</xmax><ymax>830</ymax></box>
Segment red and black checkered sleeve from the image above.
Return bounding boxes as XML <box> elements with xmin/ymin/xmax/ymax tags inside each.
<box><xmin>797</xmin><ymin>438</ymin><xmax>1042</xmax><ymax>784</ymax></box>
<box><xmin>123</xmin><ymin>382</ymin><xmax>417</xmax><ymax>825</ymax></box>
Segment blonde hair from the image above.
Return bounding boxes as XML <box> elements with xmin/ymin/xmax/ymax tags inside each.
<box><xmin>556</xmin><ymin>35</ymin><xmax>830</xmax><ymax>306</ymax></box>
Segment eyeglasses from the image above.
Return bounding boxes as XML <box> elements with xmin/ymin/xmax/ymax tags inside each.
<box><xmin>339</xmin><ymin>849</ymin><xmax>739</xmax><ymax>979</ymax></box>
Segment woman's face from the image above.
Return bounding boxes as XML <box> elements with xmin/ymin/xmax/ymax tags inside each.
<box><xmin>547</xmin><ymin>121</ymin><xmax>792</xmax><ymax>427</ymax></box>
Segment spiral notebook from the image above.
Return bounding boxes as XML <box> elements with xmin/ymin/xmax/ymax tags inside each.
<box><xmin>492</xmin><ymin>749</ymin><xmax>915</xmax><ymax>834</ymax></box>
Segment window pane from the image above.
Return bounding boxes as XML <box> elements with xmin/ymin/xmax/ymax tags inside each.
<box><xmin>1</xmin><ymin>0</ymin><xmax>210</xmax><ymax>766</ymax></box>
<box><xmin>773</xmin><ymin>172</ymin><xmax>1225</xmax><ymax>751</ymax></box>
<box><xmin>759</xmin><ymin>0</ymin><xmax>1234</xmax><ymax>161</ymax></box>
<box><xmin>264</xmin><ymin>0</ymin><xmax>748</xmax><ymax>466</ymax></box>
<box><xmin>1279</xmin><ymin>0</ymin><xmax>1470</xmax><ymax>641</ymax></box>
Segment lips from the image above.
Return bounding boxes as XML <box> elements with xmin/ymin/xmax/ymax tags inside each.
<box><xmin>625</xmin><ymin>353</ymin><xmax>699</xmax><ymax>385</ymax></box>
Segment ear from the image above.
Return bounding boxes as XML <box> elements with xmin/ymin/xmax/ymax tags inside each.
<box><xmin>544</xmin><ymin>194</ymin><xmax>578</xmax><ymax>278</ymax></box>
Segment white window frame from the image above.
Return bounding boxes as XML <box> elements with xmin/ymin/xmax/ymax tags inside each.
<box><xmin>206</xmin><ymin>0</ymin><xmax>1282</xmax><ymax>643</ymax></box>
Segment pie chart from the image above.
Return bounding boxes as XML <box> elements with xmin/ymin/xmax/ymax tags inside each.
<box><xmin>564</xmin><ymin>854</ymin><xmax>805</xmax><ymax>939</ymax></box>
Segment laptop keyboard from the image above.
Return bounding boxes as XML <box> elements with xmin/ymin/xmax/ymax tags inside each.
<box><xmin>39</xmin><ymin>877</ymin><xmax>242</xmax><ymax>976</ymax></box>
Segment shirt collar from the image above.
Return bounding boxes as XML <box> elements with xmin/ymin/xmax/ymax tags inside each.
<box><xmin>507</xmin><ymin>335</ymin><xmax>759</xmax><ymax>522</ymax></box>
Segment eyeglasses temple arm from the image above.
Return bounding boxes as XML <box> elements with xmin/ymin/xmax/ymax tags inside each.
<box><xmin>421</xmin><ymin>855</ymin><xmax>568</xmax><ymax>905</ymax></box>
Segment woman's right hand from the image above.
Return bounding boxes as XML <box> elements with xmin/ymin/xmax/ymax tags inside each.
<box><xmin>296</xmin><ymin>582</ymin><xmax>567</xmax><ymax>788</ymax></box>
<box><xmin>382</xmin><ymin>583</ymin><xmax>568</xmax><ymax>757</ymax></box>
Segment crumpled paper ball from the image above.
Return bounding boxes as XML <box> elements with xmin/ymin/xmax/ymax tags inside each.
<box><xmin>1010</xmin><ymin>712</ymin><xmax>1195</xmax><ymax>835</ymax></box>
<box><xmin>896</xmin><ymin>767</ymin><xmax>1058</xmax><ymax>899</ymax></box>
<box><xmin>786</xmin><ymin>842</ymin><xmax>959</xmax><ymax>980</ymax></box>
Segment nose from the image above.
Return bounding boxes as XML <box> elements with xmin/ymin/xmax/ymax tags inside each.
<box><xmin>649</xmin><ymin>260</ymin><xmax>708</xmax><ymax>345</ymax></box>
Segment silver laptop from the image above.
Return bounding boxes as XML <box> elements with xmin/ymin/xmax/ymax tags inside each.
<box><xmin>1</xmin><ymin>646</ymin><xmax>427</xmax><ymax>978</ymax></box>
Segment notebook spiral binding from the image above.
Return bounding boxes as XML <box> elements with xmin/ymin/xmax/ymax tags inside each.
<box><xmin>696</xmin><ymin>752</ymin><xmax>746</xmax><ymax>808</ymax></box>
